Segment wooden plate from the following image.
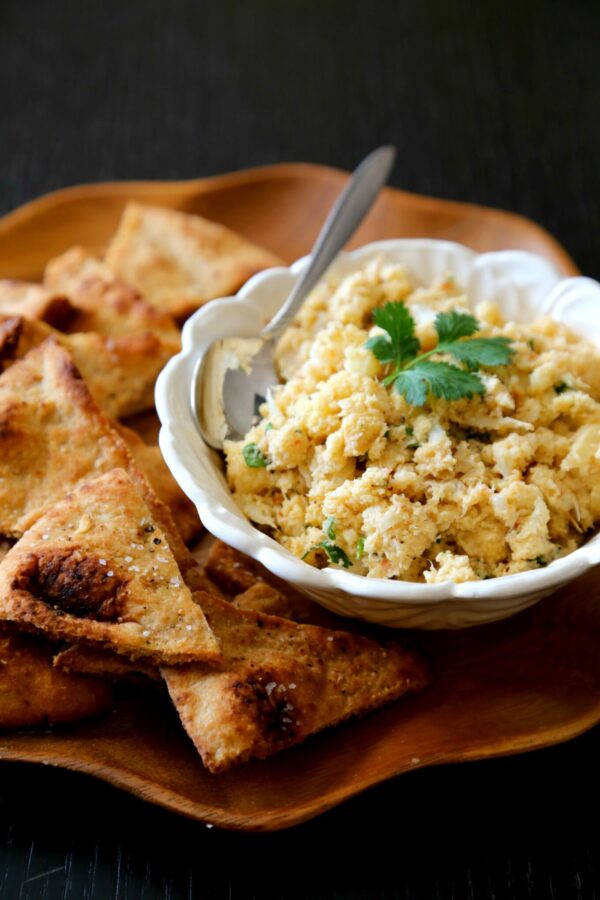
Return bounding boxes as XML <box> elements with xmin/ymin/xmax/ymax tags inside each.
<box><xmin>0</xmin><ymin>163</ymin><xmax>597</xmax><ymax>833</ymax></box>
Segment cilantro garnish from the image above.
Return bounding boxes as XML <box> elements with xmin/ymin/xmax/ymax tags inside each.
<box><xmin>324</xmin><ymin>516</ymin><xmax>336</xmax><ymax>540</ymax></box>
<box><xmin>365</xmin><ymin>303</ymin><xmax>515</xmax><ymax>406</ymax></box>
<box><xmin>356</xmin><ymin>536</ymin><xmax>365</xmax><ymax>559</ymax></box>
<box><xmin>242</xmin><ymin>443</ymin><xmax>268</xmax><ymax>467</ymax></box>
<box><xmin>302</xmin><ymin>540</ymin><xmax>352</xmax><ymax>568</ymax></box>
<box><xmin>554</xmin><ymin>381</ymin><xmax>570</xmax><ymax>395</ymax></box>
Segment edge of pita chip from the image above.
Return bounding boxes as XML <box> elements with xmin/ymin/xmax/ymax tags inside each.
<box><xmin>162</xmin><ymin>592</ymin><xmax>430</xmax><ymax>773</ymax></box>
<box><xmin>0</xmin><ymin>469</ymin><xmax>221</xmax><ymax>665</ymax></box>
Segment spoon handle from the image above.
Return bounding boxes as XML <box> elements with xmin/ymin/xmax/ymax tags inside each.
<box><xmin>263</xmin><ymin>145</ymin><xmax>396</xmax><ymax>337</ymax></box>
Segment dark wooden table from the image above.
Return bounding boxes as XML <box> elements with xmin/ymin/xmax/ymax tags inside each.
<box><xmin>1</xmin><ymin>1</ymin><xmax>600</xmax><ymax>896</ymax></box>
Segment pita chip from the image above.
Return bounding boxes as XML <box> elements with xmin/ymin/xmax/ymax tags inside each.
<box><xmin>0</xmin><ymin>469</ymin><xmax>220</xmax><ymax>664</ymax></box>
<box><xmin>45</xmin><ymin>246</ymin><xmax>180</xmax><ymax>341</ymax></box>
<box><xmin>205</xmin><ymin>540</ymin><xmax>268</xmax><ymax>594</ymax></box>
<box><xmin>54</xmin><ymin>642</ymin><xmax>161</xmax><ymax>686</ymax></box>
<box><xmin>104</xmin><ymin>202</ymin><xmax>282</xmax><ymax>320</ymax></box>
<box><xmin>0</xmin><ymin>338</ymin><xmax>134</xmax><ymax>537</ymax></box>
<box><xmin>0</xmin><ymin>627</ymin><xmax>111</xmax><ymax>728</ymax></box>
<box><xmin>162</xmin><ymin>592</ymin><xmax>429</xmax><ymax>773</ymax></box>
<box><xmin>0</xmin><ymin>338</ymin><xmax>194</xmax><ymax>567</ymax></box>
<box><xmin>0</xmin><ymin>314</ymin><xmax>176</xmax><ymax>419</ymax></box>
<box><xmin>0</xmin><ymin>281</ymin><xmax>74</xmax><ymax>329</ymax></box>
<box><xmin>117</xmin><ymin>424</ymin><xmax>203</xmax><ymax>544</ymax></box>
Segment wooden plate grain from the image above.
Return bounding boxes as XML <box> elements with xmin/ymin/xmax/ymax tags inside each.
<box><xmin>0</xmin><ymin>164</ymin><xmax>596</xmax><ymax>833</ymax></box>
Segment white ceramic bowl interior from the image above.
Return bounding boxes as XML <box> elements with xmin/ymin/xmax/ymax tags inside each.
<box><xmin>156</xmin><ymin>240</ymin><xmax>600</xmax><ymax>629</ymax></box>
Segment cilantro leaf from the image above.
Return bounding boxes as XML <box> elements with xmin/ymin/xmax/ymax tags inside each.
<box><xmin>554</xmin><ymin>381</ymin><xmax>570</xmax><ymax>394</ymax></box>
<box><xmin>364</xmin><ymin>334</ymin><xmax>396</xmax><ymax>363</ymax></box>
<box><xmin>302</xmin><ymin>540</ymin><xmax>352</xmax><ymax>568</ymax></box>
<box><xmin>434</xmin><ymin>311</ymin><xmax>479</xmax><ymax>343</ymax></box>
<box><xmin>367</xmin><ymin>302</ymin><xmax>420</xmax><ymax>363</ymax></box>
<box><xmin>356</xmin><ymin>536</ymin><xmax>365</xmax><ymax>559</ymax></box>
<box><xmin>395</xmin><ymin>361</ymin><xmax>485</xmax><ymax>406</ymax></box>
<box><xmin>443</xmin><ymin>336</ymin><xmax>515</xmax><ymax>371</ymax></box>
<box><xmin>364</xmin><ymin>300</ymin><xmax>515</xmax><ymax>407</ymax></box>
<box><xmin>242</xmin><ymin>443</ymin><xmax>268</xmax><ymax>467</ymax></box>
<box><xmin>324</xmin><ymin>516</ymin><xmax>336</xmax><ymax>540</ymax></box>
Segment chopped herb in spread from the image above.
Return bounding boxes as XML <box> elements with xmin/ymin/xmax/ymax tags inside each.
<box><xmin>225</xmin><ymin>258</ymin><xmax>600</xmax><ymax>582</ymax></box>
<box><xmin>324</xmin><ymin>516</ymin><xmax>336</xmax><ymax>540</ymax></box>
<box><xmin>302</xmin><ymin>541</ymin><xmax>352</xmax><ymax>568</ymax></box>
<box><xmin>242</xmin><ymin>443</ymin><xmax>268</xmax><ymax>468</ymax></box>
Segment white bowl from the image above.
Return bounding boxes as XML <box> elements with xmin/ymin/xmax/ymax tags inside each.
<box><xmin>156</xmin><ymin>239</ymin><xmax>600</xmax><ymax>629</ymax></box>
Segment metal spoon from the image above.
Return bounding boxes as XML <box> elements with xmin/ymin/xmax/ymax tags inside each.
<box><xmin>193</xmin><ymin>145</ymin><xmax>397</xmax><ymax>449</ymax></box>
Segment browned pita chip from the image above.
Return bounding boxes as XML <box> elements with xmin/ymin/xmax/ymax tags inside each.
<box><xmin>0</xmin><ymin>339</ymin><xmax>196</xmax><ymax>573</ymax></box>
<box><xmin>162</xmin><ymin>592</ymin><xmax>429</xmax><ymax>773</ymax></box>
<box><xmin>205</xmin><ymin>540</ymin><xmax>267</xmax><ymax>594</ymax></box>
<box><xmin>0</xmin><ymin>315</ymin><xmax>55</xmax><ymax>368</ymax></box>
<box><xmin>0</xmin><ymin>314</ymin><xmax>176</xmax><ymax>419</ymax></box>
<box><xmin>54</xmin><ymin>643</ymin><xmax>161</xmax><ymax>686</ymax></box>
<box><xmin>66</xmin><ymin>329</ymin><xmax>177</xmax><ymax>419</ymax></box>
<box><xmin>0</xmin><ymin>627</ymin><xmax>111</xmax><ymax>728</ymax></box>
<box><xmin>117</xmin><ymin>424</ymin><xmax>203</xmax><ymax>544</ymax></box>
<box><xmin>206</xmin><ymin>540</ymin><xmax>335</xmax><ymax>625</ymax></box>
<box><xmin>0</xmin><ymin>281</ymin><xmax>74</xmax><ymax>329</ymax></box>
<box><xmin>231</xmin><ymin>582</ymin><xmax>301</xmax><ymax>618</ymax></box>
<box><xmin>0</xmin><ymin>339</ymin><xmax>133</xmax><ymax>537</ymax></box>
<box><xmin>104</xmin><ymin>203</ymin><xmax>282</xmax><ymax>320</ymax></box>
<box><xmin>45</xmin><ymin>246</ymin><xmax>180</xmax><ymax>340</ymax></box>
<box><xmin>0</xmin><ymin>469</ymin><xmax>220</xmax><ymax>664</ymax></box>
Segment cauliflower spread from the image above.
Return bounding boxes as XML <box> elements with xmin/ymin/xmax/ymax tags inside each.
<box><xmin>224</xmin><ymin>258</ymin><xmax>600</xmax><ymax>583</ymax></box>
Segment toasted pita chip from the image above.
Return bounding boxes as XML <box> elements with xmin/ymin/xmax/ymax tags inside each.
<box><xmin>0</xmin><ymin>338</ymin><xmax>195</xmax><ymax>567</ymax></box>
<box><xmin>206</xmin><ymin>540</ymin><xmax>336</xmax><ymax>625</ymax></box>
<box><xmin>104</xmin><ymin>203</ymin><xmax>282</xmax><ymax>320</ymax></box>
<box><xmin>66</xmin><ymin>330</ymin><xmax>177</xmax><ymax>419</ymax></box>
<box><xmin>117</xmin><ymin>424</ymin><xmax>202</xmax><ymax>544</ymax></box>
<box><xmin>205</xmin><ymin>540</ymin><xmax>267</xmax><ymax>594</ymax></box>
<box><xmin>0</xmin><ymin>315</ymin><xmax>55</xmax><ymax>368</ymax></box>
<box><xmin>0</xmin><ymin>339</ymin><xmax>133</xmax><ymax>537</ymax></box>
<box><xmin>45</xmin><ymin>246</ymin><xmax>180</xmax><ymax>340</ymax></box>
<box><xmin>0</xmin><ymin>627</ymin><xmax>111</xmax><ymax>728</ymax></box>
<box><xmin>0</xmin><ymin>469</ymin><xmax>220</xmax><ymax>664</ymax></box>
<box><xmin>54</xmin><ymin>643</ymin><xmax>161</xmax><ymax>686</ymax></box>
<box><xmin>162</xmin><ymin>592</ymin><xmax>429</xmax><ymax>772</ymax></box>
<box><xmin>0</xmin><ymin>281</ymin><xmax>74</xmax><ymax>329</ymax></box>
<box><xmin>0</xmin><ymin>540</ymin><xmax>13</xmax><ymax>565</ymax></box>
<box><xmin>0</xmin><ymin>314</ymin><xmax>176</xmax><ymax>419</ymax></box>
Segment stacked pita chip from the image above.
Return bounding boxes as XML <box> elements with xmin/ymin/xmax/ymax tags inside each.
<box><xmin>0</xmin><ymin>203</ymin><xmax>429</xmax><ymax>769</ymax></box>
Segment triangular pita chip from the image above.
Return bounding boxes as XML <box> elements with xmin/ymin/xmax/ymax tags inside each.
<box><xmin>45</xmin><ymin>246</ymin><xmax>180</xmax><ymax>340</ymax></box>
<box><xmin>54</xmin><ymin>642</ymin><xmax>161</xmax><ymax>686</ymax></box>
<box><xmin>0</xmin><ymin>314</ymin><xmax>177</xmax><ymax>419</ymax></box>
<box><xmin>0</xmin><ymin>626</ymin><xmax>111</xmax><ymax>728</ymax></box>
<box><xmin>0</xmin><ymin>469</ymin><xmax>220</xmax><ymax>664</ymax></box>
<box><xmin>162</xmin><ymin>592</ymin><xmax>429</xmax><ymax>772</ymax></box>
<box><xmin>0</xmin><ymin>337</ymin><xmax>194</xmax><ymax>568</ymax></box>
<box><xmin>104</xmin><ymin>202</ymin><xmax>282</xmax><ymax>319</ymax></box>
<box><xmin>0</xmin><ymin>338</ymin><xmax>132</xmax><ymax>537</ymax></box>
<box><xmin>117</xmin><ymin>423</ymin><xmax>203</xmax><ymax>544</ymax></box>
<box><xmin>206</xmin><ymin>540</ymin><xmax>337</xmax><ymax>625</ymax></box>
<box><xmin>0</xmin><ymin>281</ymin><xmax>74</xmax><ymax>329</ymax></box>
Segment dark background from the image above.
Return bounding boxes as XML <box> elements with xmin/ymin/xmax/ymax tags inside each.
<box><xmin>1</xmin><ymin>0</ymin><xmax>600</xmax><ymax>897</ymax></box>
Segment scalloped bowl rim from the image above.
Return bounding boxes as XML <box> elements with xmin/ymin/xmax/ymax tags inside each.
<box><xmin>156</xmin><ymin>238</ymin><xmax>600</xmax><ymax>613</ymax></box>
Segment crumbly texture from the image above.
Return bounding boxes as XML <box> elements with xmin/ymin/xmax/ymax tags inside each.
<box><xmin>225</xmin><ymin>258</ymin><xmax>600</xmax><ymax>583</ymax></box>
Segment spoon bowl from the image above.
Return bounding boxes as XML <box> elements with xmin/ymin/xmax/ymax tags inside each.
<box><xmin>193</xmin><ymin>146</ymin><xmax>397</xmax><ymax>448</ymax></box>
